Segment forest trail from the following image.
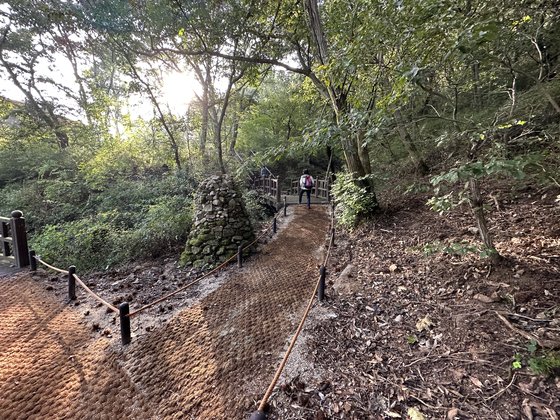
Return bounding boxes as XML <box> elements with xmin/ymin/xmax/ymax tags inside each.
<box><xmin>0</xmin><ymin>205</ymin><xmax>330</xmax><ymax>419</ymax></box>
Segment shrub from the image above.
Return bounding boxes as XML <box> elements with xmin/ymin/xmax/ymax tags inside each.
<box><xmin>121</xmin><ymin>196</ymin><xmax>193</xmax><ymax>259</ymax></box>
<box><xmin>331</xmin><ymin>171</ymin><xmax>378</xmax><ymax>228</ymax></box>
<box><xmin>31</xmin><ymin>218</ymin><xmax>122</xmax><ymax>271</ymax></box>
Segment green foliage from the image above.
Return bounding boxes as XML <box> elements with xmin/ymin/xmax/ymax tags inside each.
<box><xmin>331</xmin><ymin>171</ymin><xmax>378</xmax><ymax>228</ymax></box>
<box><xmin>528</xmin><ymin>351</ymin><xmax>560</xmax><ymax>376</ymax></box>
<box><xmin>512</xmin><ymin>341</ymin><xmax>560</xmax><ymax>377</ymax></box>
<box><xmin>0</xmin><ymin>178</ymin><xmax>90</xmax><ymax>230</ymax></box>
<box><xmin>3</xmin><ymin>171</ymin><xmax>196</xmax><ymax>271</ymax></box>
<box><xmin>428</xmin><ymin>155</ymin><xmax>529</xmax><ymax>215</ymax></box>
<box><xmin>120</xmin><ymin>195</ymin><xmax>193</xmax><ymax>260</ymax></box>
<box><xmin>413</xmin><ymin>240</ymin><xmax>498</xmax><ymax>259</ymax></box>
<box><xmin>430</xmin><ymin>158</ymin><xmax>527</xmax><ymax>188</ymax></box>
<box><xmin>30</xmin><ymin>192</ymin><xmax>193</xmax><ymax>271</ymax></box>
<box><xmin>512</xmin><ymin>353</ymin><xmax>523</xmax><ymax>370</ymax></box>
<box><xmin>31</xmin><ymin>218</ymin><xmax>123</xmax><ymax>271</ymax></box>
<box><xmin>243</xmin><ymin>190</ymin><xmax>272</xmax><ymax>224</ymax></box>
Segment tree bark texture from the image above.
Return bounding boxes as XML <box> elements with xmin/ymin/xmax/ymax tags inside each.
<box><xmin>468</xmin><ymin>178</ymin><xmax>501</xmax><ymax>264</ymax></box>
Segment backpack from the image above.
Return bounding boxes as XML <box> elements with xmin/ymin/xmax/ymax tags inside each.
<box><xmin>304</xmin><ymin>175</ymin><xmax>313</xmax><ymax>188</ymax></box>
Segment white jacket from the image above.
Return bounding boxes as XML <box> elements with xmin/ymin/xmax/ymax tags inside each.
<box><xmin>299</xmin><ymin>174</ymin><xmax>315</xmax><ymax>190</ymax></box>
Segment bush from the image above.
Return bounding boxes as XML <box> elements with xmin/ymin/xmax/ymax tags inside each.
<box><xmin>0</xmin><ymin>178</ymin><xmax>90</xmax><ymax>231</ymax></box>
<box><xmin>331</xmin><ymin>171</ymin><xmax>378</xmax><ymax>228</ymax></box>
<box><xmin>120</xmin><ymin>196</ymin><xmax>193</xmax><ymax>259</ymax></box>
<box><xmin>243</xmin><ymin>189</ymin><xmax>274</xmax><ymax>224</ymax></box>
<box><xmin>26</xmin><ymin>172</ymin><xmax>196</xmax><ymax>271</ymax></box>
<box><xmin>31</xmin><ymin>195</ymin><xmax>193</xmax><ymax>271</ymax></box>
<box><xmin>31</xmin><ymin>218</ymin><xmax>122</xmax><ymax>271</ymax></box>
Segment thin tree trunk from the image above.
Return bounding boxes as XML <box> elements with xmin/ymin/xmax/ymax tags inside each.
<box><xmin>472</xmin><ymin>61</ymin><xmax>481</xmax><ymax>107</ymax></box>
<box><xmin>123</xmin><ymin>55</ymin><xmax>182</xmax><ymax>170</ymax></box>
<box><xmin>356</xmin><ymin>129</ymin><xmax>372</xmax><ymax>175</ymax></box>
<box><xmin>468</xmin><ymin>178</ymin><xmax>501</xmax><ymax>264</ymax></box>
<box><xmin>394</xmin><ymin>109</ymin><xmax>429</xmax><ymax>174</ymax></box>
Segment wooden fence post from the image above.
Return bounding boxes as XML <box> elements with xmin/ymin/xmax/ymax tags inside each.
<box><xmin>68</xmin><ymin>266</ymin><xmax>77</xmax><ymax>300</ymax></box>
<box><xmin>1</xmin><ymin>219</ymin><xmax>10</xmax><ymax>257</ymax></box>
<box><xmin>119</xmin><ymin>302</ymin><xmax>131</xmax><ymax>345</ymax></box>
<box><xmin>29</xmin><ymin>250</ymin><xmax>37</xmax><ymax>271</ymax></box>
<box><xmin>237</xmin><ymin>244</ymin><xmax>243</xmax><ymax>268</ymax></box>
<box><xmin>276</xmin><ymin>176</ymin><xmax>281</xmax><ymax>204</ymax></box>
<box><xmin>318</xmin><ymin>265</ymin><xmax>326</xmax><ymax>302</ymax></box>
<box><xmin>10</xmin><ymin>210</ymin><xmax>29</xmax><ymax>268</ymax></box>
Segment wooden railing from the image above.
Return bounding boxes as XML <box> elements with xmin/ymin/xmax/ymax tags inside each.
<box><xmin>255</xmin><ymin>175</ymin><xmax>331</xmax><ymax>203</ymax></box>
<box><xmin>290</xmin><ymin>178</ymin><xmax>330</xmax><ymax>200</ymax></box>
<box><xmin>254</xmin><ymin>176</ymin><xmax>282</xmax><ymax>203</ymax></box>
<box><xmin>0</xmin><ymin>210</ymin><xmax>30</xmax><ymax>268</ymax></box>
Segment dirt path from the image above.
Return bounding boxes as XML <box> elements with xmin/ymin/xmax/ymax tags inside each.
<box><xmin>0</xmin><ymin>205</ymin><xmax>329</xmax><ymax>419</ymax></box>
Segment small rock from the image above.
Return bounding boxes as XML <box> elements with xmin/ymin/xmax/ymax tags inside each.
<box><xmin>474</xmin><ymin>293</ymin><xmax>496</xmax><ymax>303</ymax></box>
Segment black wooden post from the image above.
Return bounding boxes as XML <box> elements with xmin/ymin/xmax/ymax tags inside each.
<box><xmin>318</xmin><ymin>265</ymin><xmax>326</xmax><ymax>302</ymax></box>
<box><xmin>119</xmin><ymin>302</ymin><xmax>131</xmax><ymax>345</ymax></box>
<box><xmin>237</xmin><ymin>244</ymin><xmax>243</xmax><ymax>268</ymax></box>
<box><xmin>276</xmin><ymin>176</ymin><xmax>281</xmax><ymax>204</ymax></box>
<box><xmin>283</xmin><ymin>196</ymin><xmax>287</xmax><ymax>216</ymax></box>
<box><xmin>10</xmin><ymin>210</ymin><xmax>29</xmax><ymax>268</ymax></box>
<box><xmin>331</xmin><ymin>227</ymin><xmax>335</xmax><ymax>247</ymax></box>
<box><xmin>68</xmin><ymin>265</ymin><xmax>76</xmax><ymax>300</ymax></box>
<box><xmin>273</xmin><ymin>217</ymin><xmax>277</xmax><ymax>234</ymax></box>
<box><xmin>250</xmin><ymin>410</ymin><xmax>266</xmax><ymax>420</ymax></box>
<box><xmin>1</xmin><ymin>220</ymin><xmax>10</xmax><ymax>257</ymax></box>
<box><xmin>29</xmin><ymin>250</ymin><xmax>37</xmax><ymax>271</ymax></box>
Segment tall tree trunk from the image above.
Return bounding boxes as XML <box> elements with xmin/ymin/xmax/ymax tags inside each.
<box><xmin>304</xmin><ymin>0</ymin><xmax>377</xmax><ymax>208</ymax></box>
<box><xmin>200</xmin><ymin>59</ymin><xmax>211</xmax><ymax>162</ymax></box>
<box><xmin>356</xmin><ymin>129</ymin><xmax>372</xmax><ymax>175</ymax></box>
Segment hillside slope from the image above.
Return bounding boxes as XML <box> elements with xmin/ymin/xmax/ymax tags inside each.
<box><xmin>268</xmin><ymin>182</ymin><xmax>560</xmax><ymax>419</ymax></box>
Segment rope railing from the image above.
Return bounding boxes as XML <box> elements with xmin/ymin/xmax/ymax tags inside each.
<box><xmin>73</xmin><ymin>273</ymin><xmax>119</xmax><ymax>313</ymax></box>
<box><xmin>32</xmin><ymin>255</ymin><xmax>119</xmax><ymax>314</ymax></box>
<box><xmin>34</xmin><ymin>255</ymin><xmax>69</xmax><ymax>275</ymax></box>
<box><xmin>30</xmin><ymin>253</ymin><xmax>124</xmax><ymax>341</ymax></box>
<box><xmin>251</xmin><ymin>201</ymin><xmax>336</xmax><ymax>420</ymax></box>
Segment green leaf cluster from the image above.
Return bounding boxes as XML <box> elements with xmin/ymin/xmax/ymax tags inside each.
<box><xmin>331</xmin><ymin>171</ymin><xmax>378</xmax><ymax>228</ymax></box>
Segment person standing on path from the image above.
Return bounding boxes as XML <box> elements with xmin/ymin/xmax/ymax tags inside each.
<box><xmin>298</xmin><ymin>169</ymin><xmax>314</xmax><ymax>209</ymax></box>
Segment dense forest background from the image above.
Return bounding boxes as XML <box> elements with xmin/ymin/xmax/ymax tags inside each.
<box><xmin>1</xmin><ymin>0</ymin><xmax>559</xmax><ymax>271</ymax></box>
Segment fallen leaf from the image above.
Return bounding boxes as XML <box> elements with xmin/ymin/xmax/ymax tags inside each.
<box><xmin>407</xmin><ymin>407</ymin><xmax>426</xmax><ymax>420</ymax></box>
<box><xmin>384</xmin><ymin>411</ymin><xmax>402</xmax><ymax>418</ymax></box>
<box><xmin>522</xmin><ymin>398</ymin><xmax>533</xmax><ymax>420</ymax></box>
<box><xmin>470</xmin><ymin>376</ymin><xmax>483</xmax><ymax>388</ymax></box>
<box><xmin>447</xmin><ymin>408</ymin><xmax>459</xmax><ymax>419</ymax></box>
<box><xmin>416</xmin><ymin>316</ymin><xmax>433</xmax><ymax>332</ymax></box>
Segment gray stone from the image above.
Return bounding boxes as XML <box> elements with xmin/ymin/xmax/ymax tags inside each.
<box><xmin>181</xmin><ymin>173</ymin><xmax>255</xmax><ymax>267</ymax></box>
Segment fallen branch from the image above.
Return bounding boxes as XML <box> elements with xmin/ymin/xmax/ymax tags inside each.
<box><xmin>495</xmin><ymin>311</ymin><xmax>542</xmax><ymax>347</ymax></box>
<box><xmin>485</xmin><ymin>373</ymin><xmax>516</xmax><ymax>401</ymax></box>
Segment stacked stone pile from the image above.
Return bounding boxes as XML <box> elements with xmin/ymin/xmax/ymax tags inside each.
<box><xmin>181</xmin><ymin>174</ymin><xmax>255</xmax><ymax>268</ymax></box>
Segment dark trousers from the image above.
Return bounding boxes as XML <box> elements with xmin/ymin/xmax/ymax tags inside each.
<box><xmin>299</xmin><ymin>188</ymin><xmax>311</xmax><ymax>208</ymax></box>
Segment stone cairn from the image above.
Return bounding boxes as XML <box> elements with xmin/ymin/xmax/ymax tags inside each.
<box><xmin>181</xmin><ymin>174</ymin><xmax>255</xmax><ymax>268</ymax></box>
